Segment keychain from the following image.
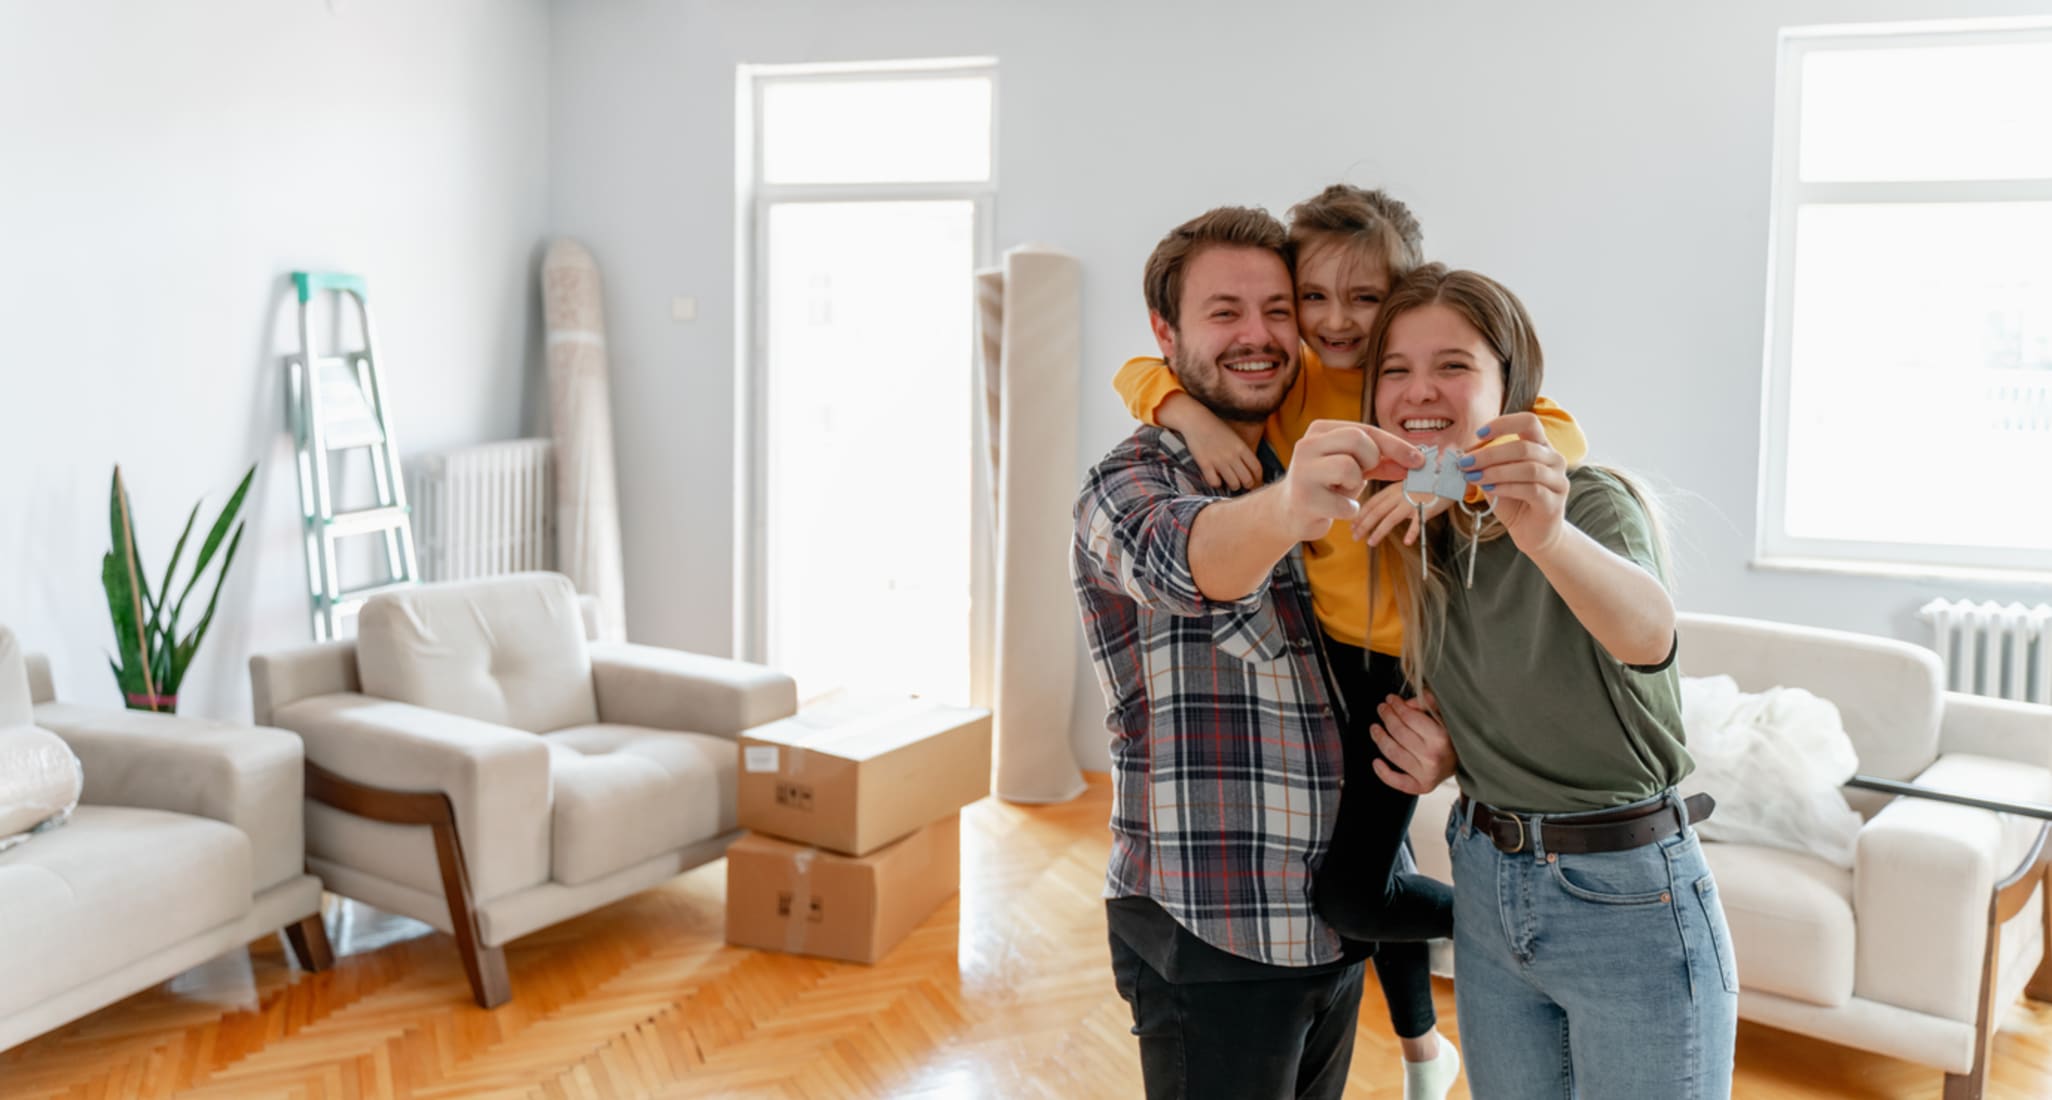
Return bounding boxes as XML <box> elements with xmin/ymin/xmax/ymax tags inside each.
<box><xmin>1401</xmin><ymin>445</ymin><xmax>1494</xmax><ymax>588</ymax></box>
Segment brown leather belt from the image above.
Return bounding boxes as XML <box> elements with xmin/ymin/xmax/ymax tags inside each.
<box><xmin>1457</xmin><ymin>793</ymin><xmax>1716</xmax><ymax>856</ymax></box>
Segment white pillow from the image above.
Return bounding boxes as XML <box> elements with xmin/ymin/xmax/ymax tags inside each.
<box><xmin>1676</xmin><ymin>675</ymin><xmax>1865</xmax><ymax>868</ymax></box>
<box><xmin>0</xmin><ymin>725</ymin><xmax>83</xmax><ymax>853</ymax></box>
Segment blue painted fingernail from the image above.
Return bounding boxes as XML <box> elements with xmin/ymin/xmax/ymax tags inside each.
<box><xmin>1464</xmin><ymin>470</ymin><xmax>1482</xmax><ymax>482</ymax></box>
<box><xmin>1481</xmin><ymin>484</ymin><xmax>1495</xmax><ymax>491</ymax></box>
<box><xmin>1456</xmin><ymin>455</ymin><xmax>1475</xmax><ymax>468</ymax></box>
<box><xmin>1475</xmin><ymin>425</ymin><xmax>1491</xmax><ymax>438</ymax></box>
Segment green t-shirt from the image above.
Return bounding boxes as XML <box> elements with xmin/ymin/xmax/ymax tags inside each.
<box><xmin>1420</xmin><ymin>467</ymin><xmax>1692</xmax><ymax>814</ymax></box>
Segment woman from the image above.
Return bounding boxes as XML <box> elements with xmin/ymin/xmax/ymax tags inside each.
<box><xmin>1356</xmin><ymin>264</ymin><xmax>1739</xmax><ymax>1098</ymax></box>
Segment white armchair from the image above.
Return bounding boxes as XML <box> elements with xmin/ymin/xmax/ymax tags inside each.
<box><xmin>250</xmin><ymin>573</ymin><xmax>796</xmax><ymax>1007</ymax></box>
<box><xmin>1407</xmin><ymin>612</ymin><xmax>2052</xmax><ymax>1099</ymax></box>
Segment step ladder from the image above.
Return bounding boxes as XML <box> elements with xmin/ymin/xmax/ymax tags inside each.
<box><xmin>286</xmin><ymin>272</ymin><xmax>420</xmax><ymax>641</ymax></box>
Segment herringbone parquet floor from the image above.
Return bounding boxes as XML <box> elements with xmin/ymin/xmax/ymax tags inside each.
<box><xmin>5</xmin><ymin>776</ymin><xmax>2050</xmax><ymax>1098</ymax></box>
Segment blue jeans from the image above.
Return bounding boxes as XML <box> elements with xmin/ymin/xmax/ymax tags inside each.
<box><xmin>1447</xmin><ymin>792</ymin><xmax>1739</xmax><ymax>1099</ymax></box>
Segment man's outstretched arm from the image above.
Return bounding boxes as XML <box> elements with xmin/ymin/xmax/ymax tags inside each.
<box><xmin>1190</xmin><ymin>421</ymin><xmax>1423</xmax><ymax>601</ymax></box>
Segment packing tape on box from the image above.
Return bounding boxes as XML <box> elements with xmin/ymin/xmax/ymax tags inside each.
<box><xmin>785</xmin><ymin>847</ymin><xmax>817</xmax><ymax>955</ymax></box>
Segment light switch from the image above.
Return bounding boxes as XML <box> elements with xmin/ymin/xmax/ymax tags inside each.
<box><xmin>671</xmin><ymin>296</ymin><xmax>697</xmax><ymax>322</ymax></box>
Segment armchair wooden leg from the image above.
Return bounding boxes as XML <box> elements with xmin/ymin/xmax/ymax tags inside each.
<box><xmin>2028</xmin><ymin>863</ymin><xmax>2052</xmax><ymax>1003</ymax></box>
<box><xmin>1949</xmin><ymin>826</ymin><xmax>2052</xmax><ymax>1098</ymax></box>
<box><xmin>305</xmin><ymin>761</ymin><xmax>515</xmax><ymax>1008</ymax></box>
<box><xmin>283</xmin><ymin>913</ymin><xmax>336</xmax><ymax>972</ymax></box>
<box><xmin>1945</xmin><ymin>910</ymin><xmax>2001</xmax><ymax>1100</ymax></box>
<box><xmin>458</xmin><ymin>942</ymin><xmax>511</xmax><ymax>1009</ymax></box>
<box><xmin>428</xmin><ymin>810</ymin><xmax>511</xmax><ymax>1008</ymax></box>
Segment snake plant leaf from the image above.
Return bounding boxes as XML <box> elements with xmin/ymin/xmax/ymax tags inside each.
<box><xmin>152</xmin><ymin>629</ymin><xmax>174</xmax><ymax>696</ymax></box>
<box><xmin>171</xmin><ymin>521</ymin><xmax>245</xmax><ymax>689</ymax></box>
<box><xmin>108</xmin><ymin>468</ymin><xmax>159</xmax><ymax>623</ymax></box>
<box><xmin>147</xmin><ymin>501</ymin><xmax>201</xmax><ymax>644</ymax></box>
<box><xmin>106</xmin><ymin>656</ymin><xmax>144</xmax><ymax>699</ymax></box>
<box><xmin>100</xmin><ymin>552</ymin><xmax>146</xmax><ymax>697</ymax></box>
<box><xmin>172</xmin><ymin>465</ymin><xmax>255</xmax><ymax>625</ymax></box>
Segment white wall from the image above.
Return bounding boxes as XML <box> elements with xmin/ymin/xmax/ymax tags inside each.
<box><xmin>553</xmin><ymin>0</ymin><xmax>2052</xmax><ymax>772</ymax></box>
<box><xmin>0</xmin><ymin>0</ymin><xmax>550</xmax><ymax>721</ymax></box>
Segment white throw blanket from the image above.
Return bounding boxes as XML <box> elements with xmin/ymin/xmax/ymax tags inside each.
<box><xmin>1676</xmin><ymin>675</ymin><xmax>1864</xmax><ymax>868</ymax></box>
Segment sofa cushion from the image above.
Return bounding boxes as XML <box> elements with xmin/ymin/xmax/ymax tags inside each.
<box><xmin>544</xmin><ymin>724</ymin><xmax>737</xmax><ymax>885</ymax></box>
<box><xmin>0</xmin><ymin>725</ymin><xmax>82</xmax><ymax>851</ymax></box>
<box><xmin>357</xmin><ymin>573</ymin><xmax>598</xmax><ymax>733</ymax></box>
<box><xmin>1702</xmin><ymin>840</ymin><xmax>1855</xmax><ymax>1007</ymax></box>
<box><xmin>0</xmin><ymin>805</ymin><xmax>251</xmax><ymax>1018</ymax></box>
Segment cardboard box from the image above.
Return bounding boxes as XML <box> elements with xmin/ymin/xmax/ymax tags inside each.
<box><xmin>737</xmin><ymin>695</ymin><xmax>991</xmax><ymax>856</ymax></box>
<box><xmin>723</xmin><ymin>813</ymin><xmax>961</xmax><ymax>964</ymax></box>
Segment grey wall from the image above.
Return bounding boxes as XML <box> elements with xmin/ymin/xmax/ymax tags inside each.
<box><xmin>13</xmin><ymin>1</ymin><xmax>2037</xmax><ymax>760</ymax></box>
<box><xmin>548</xmin><ymin>0</ymin><xmax>2052</xmax><ymax>770</ymax></box>
<box><xmin>0</xmin><ymin>0</ymin><xmax>552</xmax><ymax>720</ymax></box>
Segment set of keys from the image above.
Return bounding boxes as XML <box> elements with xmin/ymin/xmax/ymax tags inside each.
<box><xmin>1402</xmin><ymin>445</ymin><xmax>1494</xmax><ymax>588</ymax></box>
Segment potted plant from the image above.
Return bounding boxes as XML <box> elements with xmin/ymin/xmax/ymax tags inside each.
<box><xmin>101</xmin><ymin>464</ymin><xmax>255</xmax><ymax>713</ymax></box>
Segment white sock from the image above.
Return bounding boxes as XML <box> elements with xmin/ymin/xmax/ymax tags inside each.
<box><xmin>1403</xmin><ymin>1035</ymin><xmax>1462</xmax><ymax>1100</ymax></box>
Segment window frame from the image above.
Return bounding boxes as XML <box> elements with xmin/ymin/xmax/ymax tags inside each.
<box><xmin>734</xmin><ymin>59</ymin><xmax>999</xmax><ymax>676</ymax></box>
<box><xmin>1756</xmin><ymin>18</ymin><xmax>2052</xmax><ymax>581</ymax></box>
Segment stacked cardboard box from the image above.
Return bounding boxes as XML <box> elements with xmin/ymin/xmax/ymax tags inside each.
<box><xmin>725</xmin><ymin>695</ymin><xmax>992</xmax><ymax>964</ymax></box>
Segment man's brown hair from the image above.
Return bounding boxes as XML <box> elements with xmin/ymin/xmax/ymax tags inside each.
<box><xmin>1142</xmin><ymin>206</ymin><xmax>1291</xmax><ymax>328</ymax></box>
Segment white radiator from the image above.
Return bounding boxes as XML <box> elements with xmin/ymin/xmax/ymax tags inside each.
<box><xmin>408</xmin><ymin>438</ymin><xmax>555</xmax><ymax>582</ymax></box>
<box><xmin>1919</xmin><ymin>598</ymin><xmax>2052</xmax><ymax>704</ymax></box>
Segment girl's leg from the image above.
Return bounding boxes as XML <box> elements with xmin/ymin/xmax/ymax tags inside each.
<box><xmin>1376</xmin><ymin>936</ymin><xmax>1465</xmax><ymax>1100</ymax></box>
<box><xmin>1315</xmin><ymin>641</ymin><xmax>1453</xmax><ymax>943</ymax></box>
<box><xmin>1448</xmin><ymin>815</ymin><xmax>1573</xmax><ymax>1099</ymax></box>
<box><xmin>1371</xmin><ymin>925</ymin><xmax>1437</xmax><ymax>1041</ymax></box>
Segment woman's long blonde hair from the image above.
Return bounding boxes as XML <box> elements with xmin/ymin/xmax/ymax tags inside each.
<box><xmin>1361</xmin><ymin>264</ymin><xmax>1667</xmax><ymax>688</ymax></box>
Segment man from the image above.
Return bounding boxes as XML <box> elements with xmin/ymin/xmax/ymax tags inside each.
<box><xmin>1071</xmin><ymin>205</ymin><xmax>1458</xmax><ymax>1099</ymax></box>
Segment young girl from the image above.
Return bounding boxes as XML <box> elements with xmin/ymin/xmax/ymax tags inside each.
<box><xmin>1359</xmin><ymin>264</ymin><xmax>1738</xmax><ymax>1097</ymax></box>
<box><xmin>1113</xmin><ymin>185</ymin><xmax>1589</xmax><ymax>1099</ymax></box>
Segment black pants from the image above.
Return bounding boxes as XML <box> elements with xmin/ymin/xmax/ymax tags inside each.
<box><xmin>1315</xmin><ymin>636</ymin><xmax>1455</xmax><ymax>1040</ymax></box>
<box><xmin>1109</xmin><ymin>930</ymin><xmax>1364</xmax><ymax>1100</ymax></box>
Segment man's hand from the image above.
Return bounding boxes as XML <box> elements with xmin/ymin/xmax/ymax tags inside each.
<box><xmin>1369</xmin><ymin>690</ymin><xmax>1457</xmax><ymax>795</ymax></box>
<box><xmin>1274</xmin><ymin>421</ymin><xmax>1424</xmax><ymax>542</ymax></box>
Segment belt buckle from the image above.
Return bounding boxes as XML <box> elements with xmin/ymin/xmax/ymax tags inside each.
<box><xmin>1504</xmin><ymin>813</ymin><xmax>1528</xmax><ymax>854</ymax></box>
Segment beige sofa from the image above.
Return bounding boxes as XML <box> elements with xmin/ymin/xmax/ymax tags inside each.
<box><xmin>0</xmin><ymin>626</ymin><xmax>329</xmax><ymax>1053</ymax></box>
<box><xmin>1408</xmin><ymin>612</ymin><xmax>2052</xmax><ymax>1098</ymax></box>
<box><xmin>251</xmin><ymin>572</ymin><xmax>797</xmax><ymax>1007</ymax></box>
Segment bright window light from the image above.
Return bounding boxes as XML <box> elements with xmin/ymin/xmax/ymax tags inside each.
<box><xmin>764</xmin><ymin>200</ymin><xmax>976</xmax><ymax>704</ymax></box>
<box><xmin>1799</xmin><ymin>42</ymin><xmax>2052</xmax><ymax>183</ymax></box>
<box><xmin>761</xmin><ymin>77</ymin><xmax>993</xmax><ymax>185</ymax></box>
<box><xmin>742</xmin><ymin>61</ymin><xmax>994</xmax><ymax>704</ymax></box>
<box><xmin>1761</xmin><ymin>21</ymin><xmax>2052</xmax><ymax>576</ymax></box>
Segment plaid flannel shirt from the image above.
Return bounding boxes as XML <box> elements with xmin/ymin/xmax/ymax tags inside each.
<box><xmin>1071</xmin><ymin>426</ymin><xmax>1347</xmax><ymax>968</ymax></box>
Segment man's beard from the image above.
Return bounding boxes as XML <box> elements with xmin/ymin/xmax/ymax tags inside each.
<box><xmin>1171</xmin><ymin>341</ymin><xmax>1297</xmax><ymax>424</ymax></box>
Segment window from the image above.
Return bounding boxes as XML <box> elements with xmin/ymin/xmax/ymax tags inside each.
<box><xmin>737</xmin><ymin>59</ymin><xmax>995</xmax><ymax>705</ymax></box>
<box><xmin>1759</xmin><ymin>20</ymin><xmax>2052</xmax><ymax>577</ymax></box>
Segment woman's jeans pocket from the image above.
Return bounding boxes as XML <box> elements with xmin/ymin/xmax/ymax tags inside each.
<box><xmin>1547</xmin><ymin>843</ymin><xmax>1677</xmax><ymax>906</ymax></box>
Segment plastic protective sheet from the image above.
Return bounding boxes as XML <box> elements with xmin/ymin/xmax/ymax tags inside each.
<box><xmin>0</xmin><ymin>726</ymin><xmax>82</xmax><ymax>852</ymax></box>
